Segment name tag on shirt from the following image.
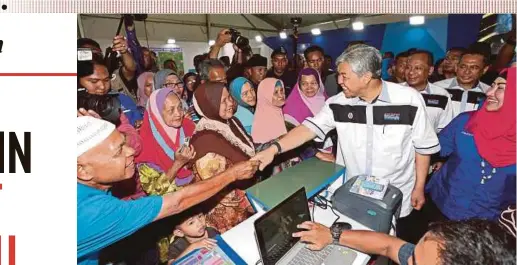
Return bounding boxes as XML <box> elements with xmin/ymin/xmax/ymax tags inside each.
<box><xmin>421</xmin><ymin>94</ymin><xmax>448</xmax><ymax>110</ymax></box>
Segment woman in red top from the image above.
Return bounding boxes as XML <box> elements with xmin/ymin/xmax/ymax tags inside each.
<box><xmin>135</xmin><ymin>87</ymin><xmax>197</xmax><ymax>196</ymax></box>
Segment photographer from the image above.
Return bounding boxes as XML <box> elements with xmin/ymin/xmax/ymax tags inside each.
<box><xmin>208</xmin><ymin>28</ymin><xmax>232</xmax><ymax>60</ymax></box>
<box><xmin>77</xmin><ymin>116</ymin><xmax>260</xmax><ymax>265</ymax></box>
<box><xmin>78</xmin><ymin>36</ymin><xmax>139</xmax><ymax>105</ymax></box>
<box><xmin>77</xmin><ymin>60</ymin><xmax>143</xmax><ymax>156</ymax></box>
<box><xmin>209</xmin><ymin>28</ymin><xmax>253</xmax><ymax>84</ymax></box>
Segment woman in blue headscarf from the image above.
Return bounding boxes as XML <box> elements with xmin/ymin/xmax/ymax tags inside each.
<box><xmin>229</xmin><ymin>77</ymin><xmax>256</xmax><ymax>134</ymax></box>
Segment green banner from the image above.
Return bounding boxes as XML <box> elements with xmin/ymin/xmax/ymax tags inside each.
<box><xmin>150</xmin><ymin>47</ymin><xmax>185</xmax><ymax>76</ymax></box>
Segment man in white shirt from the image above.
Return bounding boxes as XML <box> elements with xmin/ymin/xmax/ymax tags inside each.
<box><xmin>403</xmin><ymin>50</ymin><xmax>454</xmax><ymax>133</ymax></box>
<box><xmin>434</xmin><ymin>49</ymin><xmax>490</xmax><ymax>117</ymax></box>
<box><xmin>252</xmin><ymin>44</ymin><xmax>439</xmax><ymax>238</ymax></box>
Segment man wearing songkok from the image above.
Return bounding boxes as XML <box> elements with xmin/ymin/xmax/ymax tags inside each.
<box><xmin>77</xmin><ymin>116</ymin><xmax>259</xmax><ymax>265</ymax></box>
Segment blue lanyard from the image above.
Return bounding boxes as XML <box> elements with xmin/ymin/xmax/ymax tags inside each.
<box><xmin>149</xmin><ymin>112</ymin><xmax>185</xmax><ymax>160</ymax></box>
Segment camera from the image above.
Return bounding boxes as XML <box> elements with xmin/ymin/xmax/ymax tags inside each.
<box><xmin>77</xmin><ymin>88</ymin><xmax>122</xmax><ymax>126</ymax></box>
<box><xmin>228</xmin><ymin>28</ymin><xmax>251</xmax><ymax>53</ymax></box>
<box><xmin>290</xmin><ymin>17</ymin><xmax>302</xmax><ymax>28</ymax></box>
<box><xmin>77</xmin><ymin>48</ymin><xmax>122</xmax><ymax>126</ymax></box>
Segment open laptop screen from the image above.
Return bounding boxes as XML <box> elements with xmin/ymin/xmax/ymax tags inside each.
<box><xmin>254</xmin><ymin>187</ymin><xmax>311</xmax><ymax>265</ymax></box>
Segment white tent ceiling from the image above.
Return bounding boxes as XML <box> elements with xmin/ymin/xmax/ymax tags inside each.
<box><xmin>78</xmin><ymin>14</ymin><xmax>447</xmax><ymax>44</ymax></box>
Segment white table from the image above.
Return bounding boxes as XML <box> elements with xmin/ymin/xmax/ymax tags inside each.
<box><xmin>222</xmin><ymin>189</ymin><xmax>371</xmax><ymax>265</ymax></box>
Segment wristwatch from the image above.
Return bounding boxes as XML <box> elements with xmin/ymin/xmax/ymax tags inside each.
<box><xmin>330</xmin><ymin>222</ymin><xmax>352</xmax><ymax>245</ymax></box>
<box><xmin>271</xmin><ymin>141</ymin><xmax>282</xmax><ymax>156</ymax></box>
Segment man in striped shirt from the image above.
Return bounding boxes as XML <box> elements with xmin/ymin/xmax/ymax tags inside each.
<box><xmin>434</xmin><ymin>48</ymin><xmax>490</xmax><ymax>117</ymax></box>
<box><xmin>403</xmin><ymin>50</ymin><xmax>454</xmax><ymax>133</ymax></box>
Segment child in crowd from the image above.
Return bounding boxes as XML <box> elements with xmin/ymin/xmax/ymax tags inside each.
<box><xmin>167</xmin><ymin>207</ymin><xmax>220</xmax><ymax>264</ymax></box>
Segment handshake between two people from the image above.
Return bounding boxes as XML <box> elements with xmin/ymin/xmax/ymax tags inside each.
<box><xmin>176</xmin><ymin>147</ymin><xmax>276</xmax><ymax>181</ymax></box>
<box><xmin>174</xmin><ymin>144</ymin><xmax>278</xmax><ymax>181</ymax></box>
<box><xmin>218</xmin><ymin>148</ymin><xmax>274</xmax><ymax>181</ymax></box>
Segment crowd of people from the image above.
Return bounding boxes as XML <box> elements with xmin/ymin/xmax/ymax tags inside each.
<box><xmin>77</xmin><ymin>24</ymin><xmax>516</xmax><ymax>265</ymax></box>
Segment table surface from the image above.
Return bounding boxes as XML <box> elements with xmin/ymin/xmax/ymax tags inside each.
<box><xmin>222</xmin><ymin>191</ymin><xmax>371</xmax><ymax>265</ymax></box>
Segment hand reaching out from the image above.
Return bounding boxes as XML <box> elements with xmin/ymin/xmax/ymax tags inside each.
<box><xmin>77</xmin><ymin>108</ymin><xmax>101</xmax><ymax>119</ymax></box>
<box><xmin>250</xmin><ymin>146</ymin><xmax>277</xmax><ymax>171</ymax></box>
<box><xmin>175</xmin><ymin>145</ymin><xmax>196</xmax><ymax>166</ymax></box>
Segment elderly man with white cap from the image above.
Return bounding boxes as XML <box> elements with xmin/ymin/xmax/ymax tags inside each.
<box><xmin>77</xmin><ymin>116</ymin><xmax>260</xmax><ymax>265</ymax></box>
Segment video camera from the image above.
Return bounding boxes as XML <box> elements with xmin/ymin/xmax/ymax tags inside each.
<box><xmin>290</xmin><ymin>17</ymin><xmax>302</xmax><ymax>28</ymax></box>
<box><xmin>77</xmin><ymin>48</ymin><xmax>122</xmax><ymax>126</ymax></box>
<box><xmin>227</xmin><ymin>28</ymin><xmax>251</xmax><ymax>54</ymax></box>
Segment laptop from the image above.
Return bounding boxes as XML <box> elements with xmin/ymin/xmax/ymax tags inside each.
<box><xmin>254</xmin><ymin>187</ymin><xmax>357</xmax><ymax>265</ymax></box>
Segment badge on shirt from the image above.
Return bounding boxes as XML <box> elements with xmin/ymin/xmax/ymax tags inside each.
<box><xmin>427</xmin><ymin>99</ymin><xmax>440</xmax><ymax>106</ymax></box>
<box><xmin>384</xmin><ymin>112</ymin><xmax>400</xmax><ymax>121</ymax></box>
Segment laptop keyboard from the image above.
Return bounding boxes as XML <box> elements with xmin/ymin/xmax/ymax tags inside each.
<box><xmin>267</xmin><ymin>238</ymin><xmax>293</xmax><ymax>262</ymax></box>
<box><xmin>286</xmin><ymin>245</ymin><xmax>334</xmax><ymax>265</ymax></box>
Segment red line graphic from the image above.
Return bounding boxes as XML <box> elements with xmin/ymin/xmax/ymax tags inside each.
<box><xmin>1</xmin><ymin>235</ymin><xmax>2</xmax><ymax>265</ymax></box>
<box><xmin>9</xmin><ymin>236</ymin><xmax>15</xmax><ymax>265</ymax></box>
<box><xmin>0</xmin><ymin>73</ymin><xmax>76</xmax><ymax>77</ymax></box>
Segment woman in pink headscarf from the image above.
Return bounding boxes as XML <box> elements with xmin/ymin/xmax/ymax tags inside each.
<box><xmin>283</xmin><ymin>68</ymin><xmax>327</xmax><ymax>126</ymax></box>
<box><xmin>283</xmin><ymin>68</ymin><xmax>335</xmax><ymax>162</ymax></box>
<box><xmin>137</xmin><ymin>71</ymin><xmax>155</xmax><ymax>107</ymax></box>
<box><xmin>253</xmin><ymin>78</ymin><xmax>300</xmax><ymax>176</ymax></box>
<box><xmin>252</xmin><ymin>78</ymin><xmax>287</xmax><ymax>144</ymax></box>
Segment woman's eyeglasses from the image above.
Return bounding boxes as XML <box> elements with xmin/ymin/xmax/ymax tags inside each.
<box><xmin>163</xmin><ymin>82</ymin><xmax>184</xmax><ymax>88</ymax></box>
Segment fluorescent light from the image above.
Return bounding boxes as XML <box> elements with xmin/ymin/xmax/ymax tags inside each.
<box><xmin>255</xmin><ymin>35</ymin><xmax>263</xmax><ymax>42</ymax></box>
<box><xmin>409</xmin><ymin>16</ymin><xmax>425</xmax><ymax>25</ymax></box>
<box><xmin>208</xmin><ymin>40</ymin><xmax>215</xmax><ymax>46</ymax></box>
<box><xmin>352</xmin><ymin>22</ymin><xmax>364</xmax><ymax>31</ymax></box>
<box><xmin>167</xmin><ymin>38</ymin><xmax>176</xmax><ymax>44</ymax></box>
<box><xmin>279</xmin><ymin>31</ymin><xmax>287</xmax><ymax>39</ymax></box>
<box><xmin>311</xmin><ymin>28</ymin><xmax>321</xmax><ymax>35</ymax></box>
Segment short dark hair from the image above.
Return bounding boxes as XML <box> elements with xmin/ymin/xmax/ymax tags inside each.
<box><xmin>434</xmin><ymin>58</ymin><xmax>445</xmax><ymax>68</ymax></box>
<box><xmin>395</xmin><ymin>51</ymin><xmax>410</xmax><ymax>63</ymax></box>
<box><xmin>171</xmin><ymin>205</ymin><xmax>205</xmax><ymax>229</ymax></box>
<box><xmin>194</xmin><ymin>54</ymin><xmax>208</xmax><ymax>72</ymax></box>
<box><xmin>447</xmin><ymin>46</ymin><xmax>467</xmax><ymax>55</ymax></box>
<box><xmin>304</xmin><ymin>45</ymin><xmax>325</xmax><ymax>59</ymax></box>
<box><xmin>77</xmin><ymin>38</ymin><xmax>100</xmax><ymax>49</ymax></box>
<box><xmin>468</xmin><ymin>42</ymin><xmax>492</xmax><ymax>65</ymax></box>
<box><xmin>219</xmin><ymin>56</ymin><xmax>231</xmax><ymax>67</ymax></box>
<box><xmin>406</xmin><ymin>48</ymin><xmax>417</xmax><ymax>53</ymax></box>
<box><xmin>199</xmin><ymin>59</ymin><xmax>225</xmax><ymax>81</ymax></box>
<box><xmin>408</xmin><ymin>49</ymin><xmax>434</xmax><ymax>66</ymax></box>
<box><xmin>460</xmin><ymin>48</ymin><xmax>490</xmax><ymax>66</ymax></box>
<box><xmin>163</xmin><ymin>59</ymin><xmax>175</xmax><ymax>67</ymax></box>
<box><xmin>324</xmin><ymin>54</ymin><xmax>332</xmax><ymax>60</ymax></box>
<box><xmin>428</xmin><ymin>219</ymin><xmax>515</xmax><ymax>265</ymax></box>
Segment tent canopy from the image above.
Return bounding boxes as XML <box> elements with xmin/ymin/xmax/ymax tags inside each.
<box><xmin>79</xmin><ymin>14</ymin><xmax>445</xmax><ymax>44</ymax></box>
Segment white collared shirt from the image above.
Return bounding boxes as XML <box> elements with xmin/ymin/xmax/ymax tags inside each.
<box><xmin>303</xmin><ymin>81</ymin><xmax>440</xmax><ymax>217</ymax></box>
<box><xmin>402</xmin><ymin>82</ymin><xmax>454</xmax><ymax>133</ymax></box>
<box><xmin>433</xmin><ymin>77</ymin><xmax>490</xmax><ymax>117</ymax></box>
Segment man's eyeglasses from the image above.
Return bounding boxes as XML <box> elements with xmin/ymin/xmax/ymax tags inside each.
<box><xmin>163</xmin><ymin>82</ymin><xmax>184</xmax><ymax>88</ymax></box>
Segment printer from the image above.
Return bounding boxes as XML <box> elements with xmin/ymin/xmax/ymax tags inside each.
<box><xmin>331</xmin><ymin>176</ymin><xmax>402</xmax><ymax>234</ymax></box>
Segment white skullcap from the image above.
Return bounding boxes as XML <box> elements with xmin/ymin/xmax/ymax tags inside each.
<box><xmin>77</xmin><ymin>116</ymin><xmax>116</xmax><ymax>157</ymax></box>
